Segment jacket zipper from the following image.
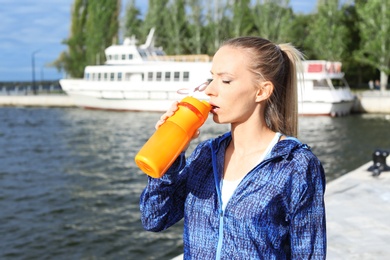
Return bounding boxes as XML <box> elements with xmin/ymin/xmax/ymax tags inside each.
<box><xmin>211</xmin><ymin>142</ymin><xmax>224</xmax><ymax>260</ymax></box>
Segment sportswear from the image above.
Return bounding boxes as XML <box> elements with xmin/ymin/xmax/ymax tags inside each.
<box><xmin>140</xmin><ymin>132</ymin><xmax>326</xmax><ymax>259</ymax></box>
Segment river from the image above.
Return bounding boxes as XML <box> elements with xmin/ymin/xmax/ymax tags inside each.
<box><xmin>0</xmin><ymin>107</ymin><xmax>389</xmax><ymax>259</ymax></box>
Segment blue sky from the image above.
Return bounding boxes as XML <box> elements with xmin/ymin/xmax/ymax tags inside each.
<box><xmin>0</xmin><ymin>0</ymin><xmax>316</xmax><ymax>82</ymax></box>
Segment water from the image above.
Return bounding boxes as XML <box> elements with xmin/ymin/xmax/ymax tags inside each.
<box><xmin>0</xmin><ymin>107</ymin><xmax>389</xmax><ymax>260</ymax></box>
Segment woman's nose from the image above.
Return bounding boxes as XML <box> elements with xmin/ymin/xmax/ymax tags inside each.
<box><xmin>204</xmin><ymin>79</ymin><xmax>215</xmax><ymax>96</ymax></box>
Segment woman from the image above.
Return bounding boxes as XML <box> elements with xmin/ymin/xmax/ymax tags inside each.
<box><xmin>140</xmin><ymin>37</ymin><xmax>326</xmax><ymax>259</ymax></box>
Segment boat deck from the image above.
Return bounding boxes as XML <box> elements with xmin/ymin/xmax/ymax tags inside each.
<box><xmin>326</xmin><ymin>158</ymin><xmax>390</xmax><ymax>259</ymax></box>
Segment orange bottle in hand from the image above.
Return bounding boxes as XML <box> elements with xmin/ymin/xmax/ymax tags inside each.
<box><xmin>135</xmin><ymin>96</ymin><xmax>211</xmax><ymax>178</ymax></box>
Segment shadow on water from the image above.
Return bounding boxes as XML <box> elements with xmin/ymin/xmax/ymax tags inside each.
<box><xmin>0</xmin><ymin>107</ymin><xmax>389</xmax><ymax>259</ymax></box>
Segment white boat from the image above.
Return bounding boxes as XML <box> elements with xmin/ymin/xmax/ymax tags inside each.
<box><xmin>60</xmin><ymin>28</ymin><xmax>355</xmax><ymax>116</ymax></box>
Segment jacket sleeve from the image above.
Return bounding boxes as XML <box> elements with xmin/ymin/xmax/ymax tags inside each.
<box><xmin>289</xmin><ymin>156</ymin><xmax>327</xmax><ymax>259</ymax></box>
<box><xmin>139</xmin><ymin>152</ymin><xmax>188</xmax><ymax>232</ymax></box>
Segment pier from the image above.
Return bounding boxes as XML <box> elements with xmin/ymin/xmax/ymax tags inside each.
<box><xmin>326</xmin><ymin>157</ymin><xmax>390</xmax><ymax>259</ymax></box>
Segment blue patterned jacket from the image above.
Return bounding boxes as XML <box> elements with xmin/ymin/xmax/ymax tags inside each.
<box><xmin>140</xmin><ymin>132</ymin><xmax>326</xmax><ymax>259</ymax></box>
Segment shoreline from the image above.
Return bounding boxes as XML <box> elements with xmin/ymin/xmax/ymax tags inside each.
<box><xmin>1</xmin><ymin>91</ymin><xmax>390</xmax><ymax>114</ymax></box>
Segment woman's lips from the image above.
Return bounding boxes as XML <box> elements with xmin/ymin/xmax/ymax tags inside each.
<box><xmin>209</xmin><ymin>102</ymin><xmax>219</xmax><ymax>113</ymax></box>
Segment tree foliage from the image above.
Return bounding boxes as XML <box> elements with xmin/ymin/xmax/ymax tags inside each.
<box><xmin>251</xmin><ymin>0</ymin><xmax>293</xmax><ymax>43</ymax></box>
<box><xmin>56</xmin><ymin>0</ymin><xmax>390</xmax><ymax>88</ymax></box>
<box><xmin>355</xmin><ymin>0</ymin><xmax>390</xmax><ymax>90</ymax></box>
<box><xmin>52</xmin><ymin>0</ymin><xmax>88</xmax><ymax>78</ymax></box>
<box><xmin>53</xmin><ymin>0</ymin><xmax>120</xmax><ymax>77</ymax></box>
<box><xmin>123</xmin><ymin>0</ymin><xmax>143</xmax><ymax>39</ymax></box>
<box><xmin>307</xmin><ymin>0</ymin><xmax>349</xmax><ymax>61</ymax></box>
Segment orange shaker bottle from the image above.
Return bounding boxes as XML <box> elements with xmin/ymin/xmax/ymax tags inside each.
<box><xmin>135</xmin><ymin>96</ymin><xmax>211</xmax><ymax>178</ymax></box>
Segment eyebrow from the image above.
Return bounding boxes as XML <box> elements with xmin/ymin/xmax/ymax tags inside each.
<box><xmin>210</xmin><ymin>71</ymin><xmax>234</xmax><ymax>77</ymax></box>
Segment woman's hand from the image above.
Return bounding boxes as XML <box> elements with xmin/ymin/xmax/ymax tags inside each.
<box><xmin>155</xmin><ymin>101</ymin><xmax>180</xmax><ymax>129</ymax></box>
<box><xmin>155</xmin><ymin>101</ymin><xmax>201</xmax><ymax>150</ymax></box>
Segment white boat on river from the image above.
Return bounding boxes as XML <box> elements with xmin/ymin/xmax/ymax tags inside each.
<box><xmin>60</xmin><ymin>28</ymin><xmax>355</xmax><ymax>116</ymax></box>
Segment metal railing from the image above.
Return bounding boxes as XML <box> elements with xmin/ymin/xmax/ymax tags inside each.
<box><xmin>0</xmin><ymin>81</ymin><xmax>65</xmax><ymax>95</ymax></box>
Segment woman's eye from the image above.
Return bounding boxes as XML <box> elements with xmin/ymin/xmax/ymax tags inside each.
<box><xmin>222</xmin><ymin>80</ymin><xmax>231</xmax><ymax>84</ymax></box>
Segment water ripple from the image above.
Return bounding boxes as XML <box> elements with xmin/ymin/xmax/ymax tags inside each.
<box><xmin>0</xmin><ymin>107</ymin><xmax>389</xmax><ymax>259</ymax></box>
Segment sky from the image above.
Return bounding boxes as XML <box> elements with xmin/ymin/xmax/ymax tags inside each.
<box><xmin>0</xmin><ymin>0</ymin><xmax>317</xmax><ymax>82</ymax></box>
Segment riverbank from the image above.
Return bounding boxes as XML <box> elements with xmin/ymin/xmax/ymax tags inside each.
<box><xmin>352</xmin><ymin>90</ymin><xmax>390</xmax><ymax>114</ymax></box>
<box><xmin>0</xmin><ymin>95</ymin><xmax>75</xmax><ymax>107</ymax></box>
<box><xmin>1</xmin><ymin>91</ymin><xmax>390</xmax><ymax>114</ymax></box>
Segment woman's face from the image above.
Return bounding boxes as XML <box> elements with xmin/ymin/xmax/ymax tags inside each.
<box><xmin>205</xmin><ymin>45</ymin><xmax>261</xmax><ymax>124</ymax></box>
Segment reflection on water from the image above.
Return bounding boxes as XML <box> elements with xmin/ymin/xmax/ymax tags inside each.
<box><xmin>0</xmin><ymin>107</ymin><xmax>389</xmax><ymax>259</ymax></box>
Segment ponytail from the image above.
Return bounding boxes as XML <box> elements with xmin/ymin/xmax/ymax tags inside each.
<box><xmin>222</xmin><ymin>37</ymin><xmax>304</xmax><ymax>137</ymax></box>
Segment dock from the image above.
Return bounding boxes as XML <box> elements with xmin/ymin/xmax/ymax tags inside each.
<box><xmin>326</xmin><ymin>158</ymin><xmax>390</xmax><ymax>259</ymax></box>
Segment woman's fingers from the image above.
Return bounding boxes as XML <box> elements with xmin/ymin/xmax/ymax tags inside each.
<box><xmin>155</xmin><ymin>101</ymin><xmax>179</xmax><ymax>129</ymax></box>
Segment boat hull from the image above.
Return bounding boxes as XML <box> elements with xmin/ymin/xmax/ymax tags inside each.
<box><xmin>299</xmin><ymin>100</ymin><xmax>354</xmax><ymax>117</ymax></box>
<box><xmin>63</xmin><ymin>88</ymin><xmax>354</xmax><ymax>116</ymax></box>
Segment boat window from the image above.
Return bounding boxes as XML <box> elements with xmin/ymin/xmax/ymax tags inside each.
<box><xmin>98</xmin><ymin>73</ymin><xmax>101</xmax><ymax>81</ymax></box>
<box><xmin>110</xmin><ymin>73</ymin><xmax>115</xmax><ymax>81</ymax></box>
<box><xmin>114</xmin><ymin>54</ymin><xmax>118</xmax><ymax>60</ymax></box>
<box><xmin>122</xmin><ymin>54</ymin><xmax>126</xmax><ymax>60</ymax></box>
<box><xmin>85</xmin><ymin>73</ymin><xmax>90</xmax><ymax>80</ymax></box>
<box><xmin>331</xmin><ymin>79</ymin><xmax>347</xmax><ymax>89</ymax></box>
<box><xmin>139</xmin><ymin>50</ymin><xmax>147</xmax><ymax>58</ymax></box>
<box><xmin>148</xmin><ymin>72</ymin><xmax>153</xmax><ymax>81</ymax></box>
<box><xmin>118</xmin><ymin>72</ymin><xmax>122</xmax><ymax>81</ymax></box>
<box><xmin>165</xmin><ymin>72</ymin><xmax>171</xmax><ymax>81</ymax></box>
<box><xmin>313</xmin><ymin>80</ymin><xmax>329</xmax><ymax>89</ymax></box>
<box><xmin>174</xmin><ymin>72</ymin><xmax>180</xmax><ymax>81</ymax></box>
<box><xmin>183</xmin><ymin>72</ymin><xmax>189</xmax><ymax>81</ymax></box>
<box><xmin>104</xmin><ymin>73</ymin><xmax>108</xmax><ymax>81</ymax></box>
<box><xmin>125</xmin><ymin>73</ymin><xmax>131</xmax><ymax>81</ymax></box>
<box><xmin>91</xmin><ymin>73</ymin><xmax>95</xmax><ymax>80</ymax></box>
<box><xmin>156</xmin><ymin>72</ymin><xmax>162</xmax><ymax>81</ymax></box>
<box><xmin>128</xmin><ymin>54</ymin><xmax>133</xmax><ymax>60</ymax></box>
<box><xmin>108</xmin><ymin>55</ymin><xmax>112</xmax><ymax>60</ymax></box>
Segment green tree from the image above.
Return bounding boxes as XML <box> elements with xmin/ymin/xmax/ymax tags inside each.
<box><xmin>230</xmin><ymin>0</ymin><xmax>253</xmax><ymax>38</ymax></box>
<box><xmin>307</xmin><ymin>0</ymin><xmax>349</xmax><ymax>61</ymax></box>
<box><xmin>85</xmin><ymin>0</ymin><xmax>120</xmax><ymax>65</ymax></box>
<box><xmin>186</xmin><ymin>0</ymin><xmax>206</xmax><ymax>54</ymax></box>
<box><xmin>142</xmin><ymin>0</ymin><xmax>169</xmax><ymax>48</ymax></box>
<box><xmin>123</xmin><ymin>0</ymin><xmax>143</xmax><ymax>39</ymax></box>
<box><xmin>340</xmin><ymin>3</ymin><xmax>375</xmax><ymax>87</ymax></box>
<box><xmin>355</xmin><ymin>0</ymin><xmax>390</xmax><ymax>90</ymax></box>
<box><xmin>203</xmin><ymin>0</ymin><xmax>232</xmax><ymax>53</ymax></box>
<box><xmin>251</xmin><ymin>0</ymin><xmax>293</xmax><ymax>43</ymax></box>
<box><xmin>286</xmin><ymin>13</ymin><xmax>314</xmax><ymax>58</ymax></box>
<box><xmin>163</xmin><ymin>0</ymin><xmax>189</xmax><ymax>54</ymax></box>
<box><xmin>53</xmin><ymin>0</ymin><xmax>120</xmax><ymax>77</ymax></box>
<box><xmin>52</xmin><ymin>0</ymin><xmax>88</xmax><ymax>78</ymax></box>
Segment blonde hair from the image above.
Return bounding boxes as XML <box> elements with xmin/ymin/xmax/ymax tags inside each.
<box><xmin>222</xmin><ymin>37</ymin><xmax>303</xmax><ymax>137</ymax></box>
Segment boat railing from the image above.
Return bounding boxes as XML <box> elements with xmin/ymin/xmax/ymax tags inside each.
<box><xmin>152</xmin><ymin>54</ymin><xmax>213</xmax><ymax>62</ymax></box>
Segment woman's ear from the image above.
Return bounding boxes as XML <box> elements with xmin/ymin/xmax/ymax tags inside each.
<box><xmin>255</xmin><ymin>81</ymin><xmax>274</xmax><ymax>102</ymax></box>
